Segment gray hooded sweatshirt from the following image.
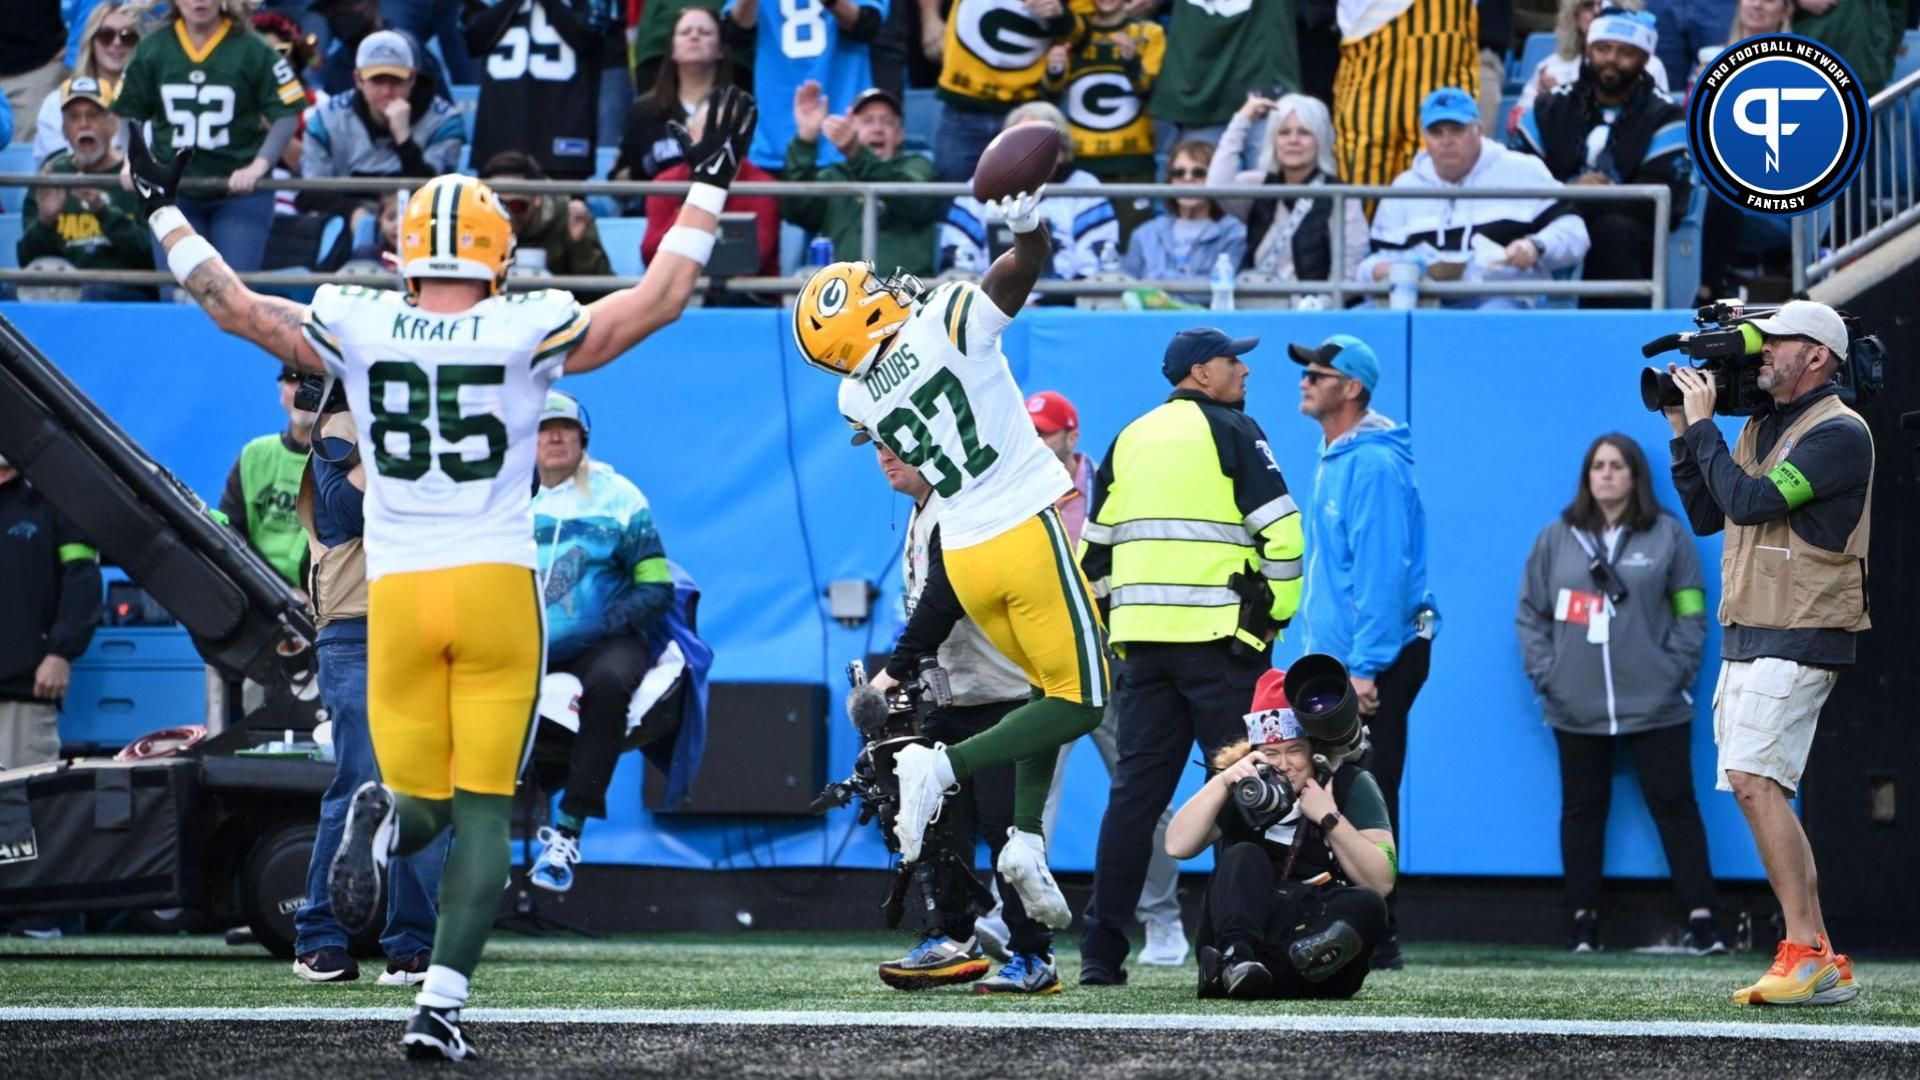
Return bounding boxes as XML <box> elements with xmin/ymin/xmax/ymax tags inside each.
<box><xmin>1515</xmin><ymin>513</ymin><xmax>1707</xmax><ymax>736</ymax></box>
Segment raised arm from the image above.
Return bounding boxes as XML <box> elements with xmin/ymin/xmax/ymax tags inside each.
<box><xmin>127</xmin><ymin>125</ymin><xmax>325</xmax><ymax>374</ymax></box>
<box><xmin>979</xmin><ymin>189</ymin><xmax>1051</xmax><ymax>316</ymax></box>
<box><xmin>568</xmin><ymin>87</ymin><xmax>759</xmax><ymax>373</ymax></box>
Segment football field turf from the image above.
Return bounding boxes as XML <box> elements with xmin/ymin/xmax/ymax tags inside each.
<box><xmin>3</xmin><ymin>933</ymin><xmax>1918</xmax><ymax>1078</ymax></box>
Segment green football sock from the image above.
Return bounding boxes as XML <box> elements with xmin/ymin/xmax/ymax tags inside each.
<box><xmin>391</xmin><ymin>792</ymin><xmax>452</xmax><ymax>855</ymax></box>
<box><xmin>944</xmin><ymin>696</ymin><xmax>1102</xmax><ymax>833</ymax></box>
<box><xmin>428</xmin><ymin>788</ymin><xmax>513</xmax><ymax>978</ymax></box>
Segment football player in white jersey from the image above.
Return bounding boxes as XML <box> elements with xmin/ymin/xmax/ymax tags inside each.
<box><xmin>126</xmin><ymin>88</ymin><xmax>758</xmax><ymax>1060</ymax></box>
<box><xmin>793</xmin><ymin>187</ymin><xmax>1109</xmax><ymax>957</ymax></box>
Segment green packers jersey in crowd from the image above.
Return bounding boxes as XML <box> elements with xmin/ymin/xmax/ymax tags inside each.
<box><xmin>114</xmin><ymin>18</ymin><xmax>306</xmax><ymax>180</ymax></box>
<box><xmin>1149</xmin><ymin>0</ymin><xmax>1301</xmax><ymax>127</ymax></box>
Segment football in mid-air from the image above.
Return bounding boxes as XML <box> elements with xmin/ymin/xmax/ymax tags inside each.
<box><xmin>972</xmin><ymin>122</ymin><xmax>1062</xmax><ymax>202</ymax></box>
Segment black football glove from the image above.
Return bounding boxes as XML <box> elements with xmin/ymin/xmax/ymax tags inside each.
<box><xmin>127</xmin><ymin>123</ymin><xmax>194</xmax><ymax>221</ymax></box>
<box><xmin>668</xmin><ymin>86</ymin><xmax>758</xmax><ymax>189</ymax></box>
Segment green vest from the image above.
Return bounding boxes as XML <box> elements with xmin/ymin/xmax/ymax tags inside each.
<box><xmin>1095</xmin><ymin>399</ymin><xmax>1266</xmax><ymax>645</ymax></box>
<box><xmin>239</xmin><ymin>434</ymin><xmax>310</xmax><ymax>588</ymax></box>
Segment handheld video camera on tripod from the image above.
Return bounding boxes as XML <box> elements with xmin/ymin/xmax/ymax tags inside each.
<box><xmin>811</xmin><ymin>657</ymin><xmax>993</xmax><ymax>932</ymax></box>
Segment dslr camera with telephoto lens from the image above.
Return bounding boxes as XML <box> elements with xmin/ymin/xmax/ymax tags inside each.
<box><xmin>1639</xmin><ymin>300</ymin><xmax>1885</xmax><ymax>417</ymax></box>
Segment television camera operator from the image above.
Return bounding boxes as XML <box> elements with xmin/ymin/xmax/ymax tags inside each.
<box><xmin>1659</xmin><ymin>299</ymin><xmax>1872</xmax><ymax>1007</ymax></box>
<box><xmin>1164</xmin><ymin>658</ymin><xmax>1394</xmax><ymax>1000</ymax></box>
<box><xmin>859</xmin><ymin>437</ymin><xmax>1063</xmax><ymax>996</ymax></box>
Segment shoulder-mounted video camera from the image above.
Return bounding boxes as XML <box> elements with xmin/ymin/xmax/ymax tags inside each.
<box><xmin>292</xmin><ymin>372</ymin><xmax>347</xmax><ymax>415</ymax></box>
<box><xmin>812</xmin><ymin>658</ymin><xmax>988</xmax><ymax>934</ymax></box>
<box><xmin>1640</xmin><ymin>300</ymin><xmax>1886</xmax><ymax>418</ymax></box>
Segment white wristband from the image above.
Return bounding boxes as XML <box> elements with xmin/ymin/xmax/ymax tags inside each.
<box><xmin>685</xmin><ymin>181</ymin><xmax>728</xmax><ymax>218</ymax></box>
<box><xmin>148</xmin><ymin>205</ymin><xmax>188</xmax><ymax>240</ymax></box>
<box><xmin>167</xmin><ymin>235</ymin><xmax>220</xmax><ymax>286</ymax></box>
<box><xmin>658</xmin><ymin>225</ymin><xmax>716</xmax><ymax>266</ymax></box>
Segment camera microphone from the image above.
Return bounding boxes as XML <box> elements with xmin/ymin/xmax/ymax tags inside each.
<box><xmin>1640</xmin><ymin>332</ymin><xmax>1686</xmax><ymax>359</ymax></box>
<box><xmin>846</xmin><ymin>683</ymin><xmax>890</xmax><ymax>739</ymax></box>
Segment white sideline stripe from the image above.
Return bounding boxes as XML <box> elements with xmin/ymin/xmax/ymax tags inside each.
<box><xmin>2</xmin><ymin>1007</ymin><xmax>1918</xmax><ymax>1042</ymax></box>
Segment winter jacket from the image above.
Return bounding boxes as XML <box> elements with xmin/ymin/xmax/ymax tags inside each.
<box><xmin>0</xmin><ymin>475</ymin><xmax>101</xmax><ymax>703</ymax></box>
<box><xmin>781</xmin><ymin>138</ymin><xmax>945</xmax><ymax>278</ymax></box>
<box><xmin>1300</xmin><ymin>412</ymin><xmax>1433</xmax><ymax>680</ymax></box>
<box><xmin>1516</xmin><ymin>514</ymin><xmax>1707</xmax><ymax>736</ymax></box>
<box><xmin>18</xmin><ymin>153</ymin><xmax>153</xmax><ymax>272</ymax></box>
<box><xmin>643</xmin><ymin>159</ymin><xmax>780</xmax><ymax>276</ymax></box>
<box><xmin>301</xmin><ymin>88</ymin><xmax>467</xmax><ymax>183</ymax></box>
<box><xmin>1206</xmin><ymin>115</ymin><xmax>1368</xmax><ymax>283</ymax></box>
<box><xmin>533</xmin><ymin>460</ymin><xmax>673</xmax><ymax>665</ymax></box>
<box><xmin>515</xmin><ymin>193</ymin><xmax>615</xmax><ymax>299</ymax></box>
<box><xmin>1356</xmin><ymin>136</ymin><xmax>1590</xmax><ymax>309</ymax></box>
<box><xmin>1513</xmin><ymin>71</ymin><xmax>1689</xmax><ymax>228</ymax></box>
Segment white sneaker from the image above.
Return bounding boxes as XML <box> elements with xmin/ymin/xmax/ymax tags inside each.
<box><xmin>891</xmin><ymin>743</ymin><xmax>952</xmax><ymax>863</ymax></box>
<box><xmin>996</xmin><ymin>828</ymin><xmax>1072</xmax><ymax>930</ymax></box>
<box><xmin>1139</xmin><ymin>918</ymin><xmax>1190</xmax><ymax>966</ymax></box>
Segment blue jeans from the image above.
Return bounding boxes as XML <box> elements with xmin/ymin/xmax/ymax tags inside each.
<box><xmin>294</xmin><ymin>635</ymin><xmax>450</xmax><ymax>961</ymax></box>
<box><xmin>599</xmin><ymin>63</ymin><xmax>634</xmax><ymax>152</ymax></box>
<box><xmin>935</xmin><ymin>104</ymin><xmax>1008</xmax><ymax>184</ymax></box>
<box><xmin>148</xmin><ymin>192</ymin><xmax>277</xmax><ymax>279</ymax></box>
<box><xmin>1643</xmin><ymin>0</ymin><xmax>1738</xmax><ymax>86</ymax></box>
<box><xmin>384</xmin><ymin>0</ymin><xmax>484</xmax><ymax>85</ymax></box>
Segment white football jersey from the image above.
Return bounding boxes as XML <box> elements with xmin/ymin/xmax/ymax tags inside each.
<box><xmin>301</xmin><ymin>284</ymin><xmax>590</xmax><ymax>580</ymax></box>
<box><xmin>838</xmin><ymin>281</ymin><xmax>1070</xmax><ymax>549</ymax></box>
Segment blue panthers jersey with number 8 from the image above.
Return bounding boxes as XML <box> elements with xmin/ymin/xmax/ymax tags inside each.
<box><xmin>301</xmin><ymin>284</ymin><xmax>590</xmax><ymax>580</ymax></box>
<box><xmin>723</xmin><ymin>0</ymin><xmax>887</xmax><ymax>169</ymax></box>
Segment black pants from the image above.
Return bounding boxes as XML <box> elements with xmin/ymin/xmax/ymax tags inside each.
<box><xmin>546</xmin><ymin>633</ymin><xmax>658</xmax><ymax>821</ymax></box>
<box><xmin>1203</xmin><ymin>842</ymin><xmax>1387</xmax><ymax>1000</ymax></box>
<box><xmin>1578</xmin><ymin>208</ymin><xmax>1657</xmax><ymax>310</ymax></box>
<box><xmin>1081</xmin><ymin>640</ymin><xmax>1270</xmax><ymax>970</ymax></box>
<box><xmin>1358</xmin><ymin>636</ymin><xmax>1429</xmax><ymax>937</ymax></box>
<box><xmin>924</xmin><ymin>699</ymin><xmax>1052</xmax><ymax>956</ymax></box>
<box><xmin>1554</xmin><ymin>724</ymin><xmax>1719</xmax><ymax>916</ymax></box>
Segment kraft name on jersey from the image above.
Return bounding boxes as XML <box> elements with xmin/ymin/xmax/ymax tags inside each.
<box><xmin>392</xmin><ymin>312</ymin><xmax>486</xmax><ymax>342</ymax></box>
<box><xmin>862</xmin><ymin>342</ymin><xmax>925</xmax><ymax>402</ymax></box>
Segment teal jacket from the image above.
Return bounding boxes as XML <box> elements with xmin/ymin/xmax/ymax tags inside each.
<box><xmin>533</xmin><ymin>461</ymin><xmax>672</xmax><ymax>663</ymax></box>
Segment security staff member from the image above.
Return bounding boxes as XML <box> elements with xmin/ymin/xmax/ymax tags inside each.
<box><xmin>218</xmin><ymin>367</ymin><xmax>315</xmax><ymax>589</ymax></box>
<box><xmin>1077</xmin><ymin>327</ymin><xmax>1306</xmax><ymax>986</ymax></box>
<box><xmin>1663</xmin><ymin>300</ymin><xmax>1871</xmax><ymax>1007</ymax></box>
<box><xmin>0</xmin><ymin>454</ymin><xmax>101</xmax><ymax>770</ymax></box>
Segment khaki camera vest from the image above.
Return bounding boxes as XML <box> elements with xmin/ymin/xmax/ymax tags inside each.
<box><xmin>1718</xmin><ymin>393</ymin><xmax>1872</xmax><ymax>632</ymax></box>
<box><xmin>294</xmin><ymin>411</ymin><xmax>369</xmax><ymax>628</ymax></box>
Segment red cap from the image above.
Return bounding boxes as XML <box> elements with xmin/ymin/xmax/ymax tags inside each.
<box><xmin>1026</xmin><ymin>390</ymin><xmax>1078</xmax><ymax>434</ymax></box>
<box><xmin>1248</xmin><ymin>668</ymin><xmax>1289</xmax><ymax>714</ymax></box>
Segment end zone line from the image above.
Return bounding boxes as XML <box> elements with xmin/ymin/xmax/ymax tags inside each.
<box><xmin>2</xmin><ymin>1007</ymin><xmax>1917</xmax><ymax>1042</ymax></box>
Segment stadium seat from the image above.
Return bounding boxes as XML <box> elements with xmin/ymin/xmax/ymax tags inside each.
<box><xmin>449</xmin><ymin>83</ymin><xmax>480</xmax><ymax>111</ymax></box>
<box><xmin>1665</xmin><ymin>183</ymin><xmax>1708</xmax><ymax>308</ymax></box>
<box><xmin>0</xmin><ymin>214</ymin><xmax>24</xmax><ymax>269</ymax></box>
<box><xmin>1516</xmin><ymin>32</ymin><xmax>1557</xmax><ymax>90</ymax></box>
<box><xmin>1895</xmin><ymin>30</ymin><xmax>1920</xmax><ymax>84</ymax></box>
<box><xmin>0</xmin><ymin>143</ymin><xmax>38</xmax><ymax>211</ymax></box>
<box><xmin>779</xmin><ymin>221</ymin><xmax>811</xmax><ymax>276</ymax></box>
<box><xmin>902</xmin><ymin>88</ymin><xmax>939</xmax><ymax>160</ymax></box>
<box><xmin>598</xmin><ymin>217</ymin><xmax>646</xmax><ymax>277</ymax></box>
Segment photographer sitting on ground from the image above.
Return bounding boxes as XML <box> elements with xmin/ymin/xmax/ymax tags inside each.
<box><xmin>1164</xmin><ymin>668</ymin><xmax>1394</xmax><ymax>1000</ymax></box>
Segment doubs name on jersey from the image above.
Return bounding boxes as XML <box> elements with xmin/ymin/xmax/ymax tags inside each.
<box><xmin>862</xmin><ymin>342</ymin><xmax>925</xmax><ymax>402</ymax></box>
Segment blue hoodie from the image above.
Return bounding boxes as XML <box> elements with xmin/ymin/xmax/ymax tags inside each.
<box><xmin>1301</xmin><ymin>412</ymin><xmax>1433</xmax><ymax>678</ymax></box>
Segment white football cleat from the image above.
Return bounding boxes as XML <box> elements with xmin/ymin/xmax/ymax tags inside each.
<box><xmin>891</xmin><ymin>743</ymin><xmax>952</xmax><ymax>864</ymax></box>
<box><xmin>997</xmin><ymin>827</ymin><xmax>1072</xmax><ymax>929</ymax></box>
<box><xmin>1139</xmin><ymin>917</ymin><xmax>1190</xmax><ymax>966</ymax></box>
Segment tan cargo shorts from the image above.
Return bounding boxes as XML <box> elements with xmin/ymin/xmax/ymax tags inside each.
<box><xmin>1712</xmin><ymin>657</ymin><xmax>1837</xmax><ymax>795</ymax></box>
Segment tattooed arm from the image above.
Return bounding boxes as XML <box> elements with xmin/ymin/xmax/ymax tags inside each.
<box><xmin>158</xmin><ymin>225</ymin><xmax>326</xmax><ymax>374</ymax></box>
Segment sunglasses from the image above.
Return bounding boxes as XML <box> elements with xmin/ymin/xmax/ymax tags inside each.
<box><xmin>1300</xmin><ymin>369</ymin><xmax>1346</xmax><ymax>384</ymax></box>
<box><xmin>1167</xmin><ymin>167</ymin><xmax>1207</xmax><ymax>180</ymax></box>
<box><xmin>95</xmin><ymin>27</ymin><xmax>140</xmax><ymax>46</ymax></box>
<box><xmin>501</xmin><ymin>196</ymin><xmax>533</xmax><ymax>214</ymax></box>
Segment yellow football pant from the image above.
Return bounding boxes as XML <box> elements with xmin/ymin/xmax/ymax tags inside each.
<box><xmin>367</xmin><ymin>563</ymin><xmax>545</xmax><ymax>800</ymax></box>
<box><xmin>943</xmin><ymin>508</ymin><xmax>1109</xmax><ymax>708</ymax></box>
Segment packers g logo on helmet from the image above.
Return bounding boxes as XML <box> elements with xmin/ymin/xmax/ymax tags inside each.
<box><xmin>793</xmin><ymin>261</ymin><xmax>920</xmax><ymax>379</ymax></box>
<box><xmin>399</xmin><ymin>175</ymin><xmax>516</xmax><ymax>300</ymax></box>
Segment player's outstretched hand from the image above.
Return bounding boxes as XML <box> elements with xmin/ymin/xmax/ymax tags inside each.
<box><xmin>127</xmin><ymin>123</ymin><xmax>193</xmax><ymax>223</ymax></box>
<box><xmin>670</xmin><ymin>86</ymin><xmax>758</xmax><ymax>189</ymax></box>
<box><xmin>995</xmin><ymin>188</ymin><xmax>1045</xmax><ymax>234</ymax></box>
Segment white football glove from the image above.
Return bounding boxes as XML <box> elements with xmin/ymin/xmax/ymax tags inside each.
<box><xmin>996</xmin><ymin>187</ymin><xmax>1045</xmax><ymax>234</ymax></box>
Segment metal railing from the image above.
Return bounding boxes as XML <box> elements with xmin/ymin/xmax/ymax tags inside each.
<box><xmin>0</xmin><ymin>174</ymin><xmax>1670</xmax><ymax>305</ymax></box>
<box><xmin>1793</xmin><ymin>68</ymin><xmax>1920</xmax><ymax>291</ymax></box>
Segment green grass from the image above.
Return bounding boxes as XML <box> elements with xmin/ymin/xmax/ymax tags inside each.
<box><xmin>3</xmin><ymin>933</ymin><xmax>1918</xmax><ymax>1025</ymax></box>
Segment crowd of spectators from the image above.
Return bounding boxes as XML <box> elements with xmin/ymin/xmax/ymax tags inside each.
<box><xmin>7</xmin><ymin>0</ymin><xmax>1919</xmax><ymax>305</ymax></box>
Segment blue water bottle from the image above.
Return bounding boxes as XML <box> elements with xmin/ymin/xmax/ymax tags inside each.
<box><xmin>808</xmin><ymin>237</ymin><xmax>835</xmax><ymax>268</ymax></box>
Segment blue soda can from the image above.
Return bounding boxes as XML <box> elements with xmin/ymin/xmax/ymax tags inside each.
<box><xmin>808</xmin><ymin>237</ymin><xmax>835</xmax><ymax>267</ymax></box>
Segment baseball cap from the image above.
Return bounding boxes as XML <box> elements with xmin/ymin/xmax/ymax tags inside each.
<box><xmin>1026</xmin><ymin>391</ymin><xmax>1078</xmax><ymax>435</ymax></box>
<box><xmin>1287</xmin><ymin>334</ymin><xmax>1381</xmax><ymax>393</ymax></box>
<box><xmin>1746</xmin><ymin>300</ymin><xmax>1849</xmax><ymax>360</ymax></box>
<box><xmin>1419</xmin><ymin>87</ymin><xmax>1479</xmax><ymax>130</ymax></box>
<box><xmin>355</xmin><ymin>30</ymin><xmax>415</xmax><ymax>78</ymax></box>
<box><xmin>60</xmin><ymin>76</ymin><xmax>116</xmax><ymax>110</ymax></box>
<box><xmin>850</xmin><ymin>87</ymin><xmax>903</xmax><ymax>118</ymax></box>
<box><xmin>1163</xmin><ymin>327</ymin><xmax>1259</xmax><ymax>384</ymax></box>
<box><xmin>539</xmin><ymin>390</ymin><xmax>591</xmax><ymax>436</ymax></box>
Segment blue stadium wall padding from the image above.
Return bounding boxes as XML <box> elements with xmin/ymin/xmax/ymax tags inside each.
<box><xmin>1</xmin><ymin>302</ymin><xmax>1763</xmax><ymax>880</ymax></box>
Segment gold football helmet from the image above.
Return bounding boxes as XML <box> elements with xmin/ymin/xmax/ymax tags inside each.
<box><xmin>792</xmin><ymin>261</ymin><xmax>921</xmax><ymax>379</ymax></box>
<box><xmin>398</xmin><ymin>175</ymin><xmax>516</xmax><ymax>299</ymax></box>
